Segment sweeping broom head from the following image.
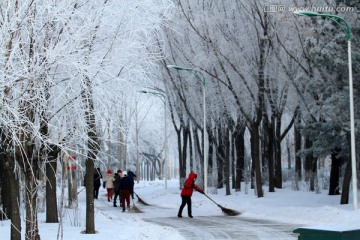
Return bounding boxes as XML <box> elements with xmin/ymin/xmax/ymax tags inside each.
<box><xmin>128</xmin><ymin>203</ymin><xmax>143</xmax><ymax>213</ymax></box>
<box><xmin>218</xmin><ymin>204</ymin><xmax>241</xmax><ymax>216</ymax></box>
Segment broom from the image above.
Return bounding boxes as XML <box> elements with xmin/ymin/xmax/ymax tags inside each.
<box><xmin>134</xmin><ymin>191</ymin><xmax>151</xmax><ymax>206</ymax></box>
<box><xmin>203</xmin><ymin>193</ymin><xmax>240</xmax><ymax>216</ymax></box>
<box><xmin>77</xmin><ymin>187</ymin><xmax>86</xmax><ymax>195</ymax></box>
<box><xmin>128</xmin><ymin>197</ymin><xmax>143</xmax><ymax>213</ymax></box>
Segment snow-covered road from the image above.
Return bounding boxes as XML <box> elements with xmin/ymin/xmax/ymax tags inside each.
<box><xmin>95</xmin><ymin>191</ymin><xmax>299</xmax><ymax>240</ymax></box>
<box><xmin>143</xmin><ymin>216</ymin><xmax>298</xmax><ymax>240</ymax></box>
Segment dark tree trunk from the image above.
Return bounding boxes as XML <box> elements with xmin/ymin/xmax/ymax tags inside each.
<box><xmin>85</xmin><ymin>158</ymin><xmax>95</xmax><ymax>233</ymax></box>
<box><xmin>207</xmin><ymin>130</ymin><xmax>215</xmax><ymax>170</ymax></box>
<box><xmin>188</xmin><ymin>124</ymin><xmax>194</xmax><ymax>171</ymax></box>
<box><xmin>340</xmin><ymin>159</ymin><xmax>352</xmax><ymax>204</ymax></box>
<box><xmin>304</xmin><ymin>138</ymin><xmax>316</xmax><ymax>191</ymax></box>
<box><xmin>0</xmin><ymin>147</ymin><xmax>12</xmax><ymax>220</ymax></box>
<box><xmin>194</xmin><ymin>126</ymin><xmax>204</xmax><ymax>187</ymax></box>
<box><xmin>82</xmin><ymin>75</ymin><xmax>98</xmax><ymax>234</ymax></box>
<box><xmin>274</xmin><ymin>115</ymin><xmax>282</xmax><ymax>188</ymax></box>
<box><xmin>250</xmin><ymin>124</ymin><xmax>264</xmax><ymax>197</ymax></box>
<box><xmin>25</xmin><ymin>161</ymin><xmax>41</xmax><ymax>240</ymax></box>
<box><xmin>176</xmin><ymin>127</ymin><xmax>186</xmax><ymax>188</ymax></box>
<box><xmin>234</xmin><ymin>124</ymin><xmax>245</xmax><ymax>192</ymax></box>
<box><xmin>294</xmin><ymin>117</ymin><xmax>302</xmax><ymax>181</ymax></box>
<box><xmin>231</xmin><ymin>134</ymin><xmax>235</xmax><ymax>189</ymax></box>
<box><xmin>268</xmin><ymin>118</ymin><xmax>275</xmax><ymax>192</ymax></box>
<box><xmin>181</xmin><ymin>125</ymin><xmax>189</xmax><ymax>178</ymax></box>
<box><xmin>7</xmin><ymin>155</ymin><xmax>21</xmax><ymax>240</ymax></box>
<box><xmin>45</xmin><ymin>145</ymin><xmax>60</xmax><ymax>223</ymax></box>
<box><xmin>287</xmin><ymin>138</ymin><xmax>291</xmax><ymax>170</ymax></box>
<box><xmin>329</xmin><ymin>150</ymin><xmax>341</xmax><ymax>195</ymax></box>
<box><xmin>225</xmin><ymin>129</ymin><xmax>231</xmax><ymax>196</ymax></box>
<box><xmin>263</xmin><ymin>115</ymin><xmax>275</xmax><ymax>192</ymax></box>
<box><xmin>216</xmin><ymin>127</ymin><xmax>225</xmax><ymax>189</ymax></box>
<box><xmin>251</xmin><ymin>156</ymin><xmax>255</xmax><ymax>190</ymax></box>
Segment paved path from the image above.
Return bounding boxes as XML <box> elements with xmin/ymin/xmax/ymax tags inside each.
<box><xmin>95</xmin><ymin>193</ymin><xmax>299</xmax><ymax>240</ymax></box>
<box><xmin>144</xmin><ymin>216</ymin><xmax>299</xmax><ymax>240</ymax></box>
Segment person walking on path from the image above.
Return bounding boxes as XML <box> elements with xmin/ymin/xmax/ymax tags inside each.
<box><xmin>127</xmin><ymin>170</ymin><xmax>137</xmax><ymax>199</ymax></box>
<box><xmin>113</xmin><ymin>170</ymin><xmax>122</xmax><ymax>207</ymax></box>
<box><xmin>93</xmin><ymin>167</ymin><xmax>103</xmax><ymax>199</ymax></box>
<box><xmin>104</xmin><ymin>169</ymin><xmax>115</xmax><ymax>202</ymax></box>
<box><xmin>177</xmin><ymin>172</ymin><xmax>204</xmax><ymax>218</ymax></box>
<box><xmin>119</xmin><ymin>171</ymin><xmax>131</xmax><ymax>212</ymax></box>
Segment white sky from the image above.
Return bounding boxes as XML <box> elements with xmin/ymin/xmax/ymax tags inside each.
<box><xmin>1</xmin><ymin>178</ymin><xmax>359</xmax><ymax>239</ymax></box>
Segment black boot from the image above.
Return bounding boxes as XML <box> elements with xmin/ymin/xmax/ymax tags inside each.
<box><xmin>113</xmin><ymin>203</ymin><xmax>117</xmax><ymax>207</ymax></box>
<box><xmin>188</xmin><ymin>210</ymin><xmax>193</xmax><ymax>218</ymax></box>
<box><xmin>177</xmin><ymin>209</ymin><xmax>182</xmax><ymax>218</ymax></box>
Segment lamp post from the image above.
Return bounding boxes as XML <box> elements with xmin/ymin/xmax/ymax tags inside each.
<box><xmin>167</xmin><ymin>65</ymin><xmax>207</xmax><ymax>194</ymax></box>
<box><xmin>140</xmin><ymin>90</ymin><xmax>169</xmax><ymax>189</ymax></box>
<box><xmin>295</xmin><ymin>11</ymin><xmax>357</xmax><ymax>209</ymax></box>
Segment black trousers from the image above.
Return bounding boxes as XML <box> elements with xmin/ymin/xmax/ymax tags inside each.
<box><xmin>178</xmin><ymin>196</ymin><xmax>192</xmax><ymax>216</ymax></box>
<box><xmin>113</xmin><ymin>191</ymin><xmax>121</xmax><ymax>205</ymax></box>
<box><xmin>130</xmin><ymin>187</ymin><xmax>134</xmax><ymax>199</ymax></box>
<box><xmin>94</xmin><ymin>186</ymin><xmax>100</xmax><ymax>199</ymax></box>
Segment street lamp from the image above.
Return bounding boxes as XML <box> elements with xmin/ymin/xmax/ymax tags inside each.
<box><xmin>167</xmin><ymin>65</ymin><xmax>207</xmax><ymax>194</ymax></box>
<box><xmin>140</xmin><ymin>90</ymin><xmax>169</xmax><ymax>189</ymax></box>
<box><xmin>295</xmin><ymin>11</ymin><xmax>358</xmax><ymax>209</ymax></box>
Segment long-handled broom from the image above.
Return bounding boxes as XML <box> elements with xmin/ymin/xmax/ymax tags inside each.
<box><xmin>203</xmin><ymin>193</ymin><xmax>240</xmax><ymax>216</ymax></box>
<box><xmin>134</xmin><ymin>191</ymin><xmax>151</xmax><ymax>206</ymax></box>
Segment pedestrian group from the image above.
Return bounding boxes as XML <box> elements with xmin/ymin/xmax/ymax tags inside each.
<box><xmin>91</xmin><ymin>168</ymin><xmax>137</xmax><ymax>212</ymax></box>
<box><xmin>90</xmin><ymin>168</ymin><xmax>204</xmax><ymax>218</ymax></box>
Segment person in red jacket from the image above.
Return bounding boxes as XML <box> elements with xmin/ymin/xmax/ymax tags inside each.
<box><xmin>177</xmin><ymin>172</ymin><xmax>204</xmax><ymax>218</ymax></box>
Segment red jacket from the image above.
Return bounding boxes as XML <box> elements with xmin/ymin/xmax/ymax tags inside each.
<box><xmin>181</xmin><ymin>172</ymin><xmax>203</xmax><ymax>196</ymax></box>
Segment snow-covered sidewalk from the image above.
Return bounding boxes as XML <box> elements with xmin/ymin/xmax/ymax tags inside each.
<box><xmin>1</xmin><ymin>179</ymin><xmax>359</xmax><ymax>239</ymax></box>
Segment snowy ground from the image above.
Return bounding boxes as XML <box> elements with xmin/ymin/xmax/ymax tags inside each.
<box><xmin>1</xmin><ymin>179</ymin><xmax>360</xmax><ymax>239</ymax></box>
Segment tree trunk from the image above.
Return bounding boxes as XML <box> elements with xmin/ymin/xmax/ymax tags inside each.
<box><xmin>216</xmin><ymin>127</ymin><xmax>225</xmax><ymax>189</ymax></box>
<box><xmin>250</xmin><ymin>124</ymin><xmax>264</xmax><ymax>197</ymax></box>
<box><xmin>286</xmin><ymin>137</ymin><xmax>292</xmax><ymax>170</ymax></box>
<box><xmin>340</xmin><ymin>159</ymin><xmax>351</xmax><ymax>204</ymax></box>
<box><xmin>189</xmin><ymin>125</ymin><xmax>194</xmax><ymax>171</ymax></box>
<box><xmin>263</xmin><ymin>115</ymin><xmax>275</xmax><ymax>192</ymax></box>
<box><xmin>234</xmin><ymin>124</ymin><xmax>245</xmax><ymax>192</ymax></box>
<box><xmin>294</xmin><ymin>115</ymin><xmax>302</xmax><ymax>181</ymax></box>
<box><xmin>268</xmin><ymin>118</ymin><xmax>275</xmax><ymax>192</ymax></box>
<box><xmin>85</xmin><ymin>159</ymin><xmax>95</xmax><ymax>233</ymax></box>
<box><xmin>4</xmin><ymin>153</ymin><xmax>21</xmax><ymax>240</ymax></box>
<box><xmin>329</xmin><ymin>150</ymin><xmax>341</xmax><ymax>195</ymax></box>
<box><xmin>25</xmin><ymin>161</ymin><xmax>41</xmax><ymax>240</ymax></box>
<box><xmin>304</xmin><ymin>138</ymin><xmax>316</xmax><ymax>191</ymax></box>
<box><xmin>0</xmin><ymin>146</ymin><xmax>12</xmax><ymax>220</ymax></box>
<box><xmin>182</xmin><ymin>124</ymin><xmax>189</xmax><ymax>175</ymax></box>
<box><xmin>45</xmin><ymin>145</ymin><xmax>60</xmax><ymax>223</ymax></box>
<box><xmin>274</xmin><ymin>115</ymin><xmax>282</xmax><ymax>188</ymax></box>
<box><xmin>225</xmin><ymin>129</ymin><xmax>231</xmax><ymax>195</ymax></box>
<box><xmin>176</xmin><ymin>127</ymin><xmax>186</xmax><ymax>188</ymax></box>
<box><xmin>82</xmin><ymin>75</ymin><xmax>98</xmax><ymax>234</ymax></box>
<box><xmin>231</xmin><ymin>134</ymin><xmax>235</xmax><ymax>189</ymax></box>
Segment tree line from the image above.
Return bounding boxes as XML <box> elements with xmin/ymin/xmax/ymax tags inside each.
<box><xmin>155</xmin><ymin>0</ymin><xmax>359</xmax><ymax>202</ymax></box>
<box><xmin>0</xmin><ymin>0</ymin><xmax>359</xmax><ymax>239</ymax></box>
